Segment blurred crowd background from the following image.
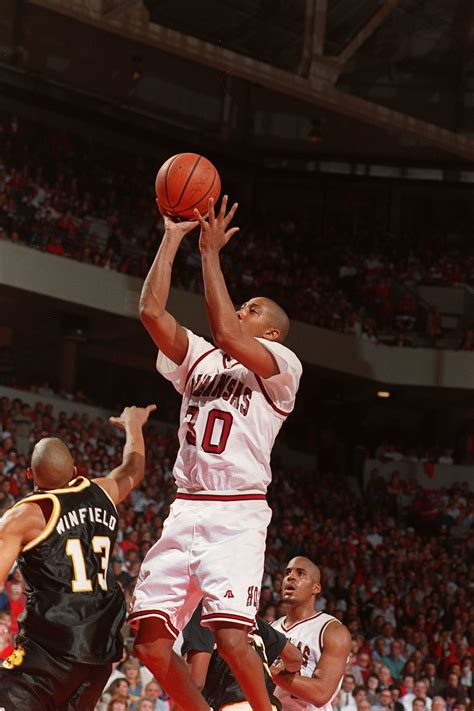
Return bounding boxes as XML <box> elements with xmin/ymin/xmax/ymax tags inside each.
<box><xmin>1</xmin><ymin>393</ymin><xmax>472</xmax><ymax>710</ymax></box>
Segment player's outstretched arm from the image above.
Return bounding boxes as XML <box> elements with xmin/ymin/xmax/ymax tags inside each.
<box><xmin>273</xmin><ymin>622</ymin><xmax>351</xmax><ymax>706</ymax></box>
<box><xmin>94</xmin><ymin>404</ymin><xmax>156</xmax><ymax>505</ymax></box>
<box><xmin>0</xmin><ymin>504</ymin><xmax>45</xmax><ymax>585</ymax></box>
<box><xmin>195</xmin><ymin>197</ymin><xmax>279</xmax><ymax>379</ymax></box>
<box><xmin>140</xmin><ymin>217</ymin><xmax>197</xmax><ymax>365</ymax></box>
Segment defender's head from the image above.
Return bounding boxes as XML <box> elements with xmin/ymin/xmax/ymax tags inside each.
<box><xmin>282</xmin><ymin>556</ymin><xmax>322</xmax><ymax>605</ymax></box>
<box><xmin>237</xmin><ymin>297</ymin><xmax>289</xmax><ymax>343</ymax></box>
<box><xmin>28</xmin><ymin>437</ymin><xmax>76</xmax><ymax>490</ymax></box>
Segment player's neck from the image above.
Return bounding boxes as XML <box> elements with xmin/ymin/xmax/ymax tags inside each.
<box><xmin>285</xmin><ymin>601</ymin><xmax>317</xmax><ymax>626</ymax></box>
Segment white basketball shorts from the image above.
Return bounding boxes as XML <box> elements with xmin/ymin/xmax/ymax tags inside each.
<box><xmin>128</xmin><ymin>494</ymin><xmax>272</xmax><ymax>637</ymax></box>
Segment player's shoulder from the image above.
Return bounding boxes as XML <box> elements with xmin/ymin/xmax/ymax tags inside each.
<box><xmin>256</xmin><ymin>338</ymin><xmax>302</xmax><ymax>374</ymax></box>
<box><xmin>0</xmin><ymin>496</ymin><xmax>46</xmax><ymax>533</ymax></box>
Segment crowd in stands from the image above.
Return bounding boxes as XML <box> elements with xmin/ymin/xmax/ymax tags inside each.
<box><xmin>0</xmin><ymin>393</ymin><xmax>472</xmax><ymax>709</ymax></box>
<box><xmin>1</xmin><ymin>114</ymin><xmax>474</xmax><ymax>346</ymax></box>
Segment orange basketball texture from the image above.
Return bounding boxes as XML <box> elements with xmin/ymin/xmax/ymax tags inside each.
<box><xmin>155</xmin><ymin>153</ymin><xmax>221</xmax><ymax>219</ymax></box>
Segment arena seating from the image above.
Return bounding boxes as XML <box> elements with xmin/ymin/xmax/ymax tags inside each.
<box><xmin>0</xmin><ymin>393</ymin><xmax>472</xmax><ymax>709</ymax></box>
<box><xmin>1</xmin><ymin>114</ymin><xmax>473</xmax><ymax>348</ymax></box>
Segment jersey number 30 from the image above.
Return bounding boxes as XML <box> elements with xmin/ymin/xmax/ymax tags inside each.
<box><xmin>185</xmin><ymin>407</ymin><xmax>233</xmax><ymax>454</ymax></box>
<box><xmin>66</xmin><ymin>536</ymin><xmax>111</xmax><ymax>592</ymax></box>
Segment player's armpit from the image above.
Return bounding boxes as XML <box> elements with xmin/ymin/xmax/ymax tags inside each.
<box><xmin>0</xmin><ymin>504</ymin><xmax>45</xmax><ymax>584</ymax></box>
<box><xmin>215</xmin><ymin>333</ymin><xmax>280</xmax><ymax>379</ymax></box>
<box><xmin>186</xmin><ymin>650</ymin><xmax>212</xmax><ymax>692</ymax></box>
<box><xmin>140</xmin><ymin>308</ymin><xmax>189</xmax><ymax>366</ymax></box>
<box><xmin>274</xmin><ymin>622</ymin><xmax>351</xmax><ymax>707</ymax></box>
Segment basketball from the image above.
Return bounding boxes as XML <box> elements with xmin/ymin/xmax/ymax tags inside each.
<box><xmin>155</xmin><ymin>153</ymin><xmax>221</xmax><ymax>220</ymax></box>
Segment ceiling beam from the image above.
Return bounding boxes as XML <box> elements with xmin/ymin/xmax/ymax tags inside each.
<box><xmin>26</xmin><ymin>0</ymin><xmax>474</xmax><ymax>160</ymax></box>
<box><xmin>336</xmin><ymin>0</ymin><xmax>401</xmax><ymax>65</ymax></box>
<box><xmin>103</xmin><ymin>0</ymin><xmax>142</xmax><ymax>20</ymax></box>
<box><xmin>299</xmin><ymin>0</ymin><xmax>328</xmax><ymax>77</ymax></box>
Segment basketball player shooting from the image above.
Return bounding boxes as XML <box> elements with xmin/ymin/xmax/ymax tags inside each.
<box><xmin>0</xmin><ymin>404</ymin><xmax>156</xmax><ymax>711</ymax></box>
<box><xmin>131</xmin><ymin>195</ymin><xmax>302</xmax><ymax>710</ymax></box>
<box><xmin>272</xmin><ymin>557</ymin><xmax>352</xmax><ymax>710</ymax></box>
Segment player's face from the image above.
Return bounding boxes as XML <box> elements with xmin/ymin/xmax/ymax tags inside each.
<box><xmin>236</xmin><ymin>298</ymin><xmax>274</xmax><ymax>338</ymax></box>
<box><xmin>282</xmin><ymin>558</ymin><xmax>321</xmax><ymax>604</ymax></box>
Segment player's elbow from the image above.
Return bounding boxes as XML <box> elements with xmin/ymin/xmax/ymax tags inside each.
<box><xmin>309</xmin><ymin>689</ymin><xmax>334</xmax><ymax>706</ymax></box>
<box><xmin>139</xmin><ymin>301</ymin><xmax>165</xmax><ymax>324</ymax></box>
<box><xmin>213</xmin><ymin>330</ymin><xmax>238</xmax><ymax>352</ymax></box>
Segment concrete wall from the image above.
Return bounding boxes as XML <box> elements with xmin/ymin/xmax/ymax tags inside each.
<box><xmin>364</xmin><ymin>458</ymin><xmax>472</xmax><ymax>490</ymax></box>
<box><xmin>3</xmin><ymin>240</ymin><xmax>474</xmax><ymax>387</ymax></box>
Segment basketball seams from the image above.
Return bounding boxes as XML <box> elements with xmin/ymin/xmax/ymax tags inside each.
<box><xmin>178</xmin><ymin>168</ymin><xmax>219</xmax><ymax>214</ymax></box>
<box><xmin>169</xmin><ymin>154</ymin><xmax>202</xmax><ymax>209</ymax></box>
<box><xmin>163</xmin><ymin>154</ymin><xmax>180</xmax><ymax>209</ymax></box>
<box><xmin>156</xmin><ymin>153</ymin><xmax>221</xmax><ymax>219</ymax></box>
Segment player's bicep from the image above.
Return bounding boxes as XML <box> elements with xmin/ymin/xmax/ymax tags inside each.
<box><xmin>141</xmin><ymin>309</ymin><xmax>189</xmax><ymax>366</ymax></box>
<box><xmin>94</xmin><ymin>473</ymin><xmax>132</xmax><ymax>505</ymax></box>
<box><xmin>312</xmin><ymin>624</ymin><xmax>352</xmax><ymax>693</ymax></box>
<box><xmin>0</xmin><ymin>509</ymin><xmax>29</xmax><ymax>583</ymax></box>
<box><xmin>218</xmin><ymin>333</ymin><xmax>279</xmax><ymax>378</ymax></box>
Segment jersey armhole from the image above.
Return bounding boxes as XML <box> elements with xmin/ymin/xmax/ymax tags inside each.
<box><xmin>319</xmin><ymin>618</ymin><xmax>341</xmax><ymax>652</ymax></box>
<box><xmin>14</xmin><ymin>494</ymin><xmax>61</xmax><ymax>552</ymax></box>
<box><xmin>92</xmin><ymin>480</ymin><xmax>119</xmax><ymax>514</ymax></box>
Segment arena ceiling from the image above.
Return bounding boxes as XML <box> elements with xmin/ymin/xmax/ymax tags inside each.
<box><xmin>143</xmin><ymin>0</ymin><xmax>474</xmax><ymax>134</ymax></box>
<box><xmin>14</xmin><ymin>0</ymin><xmax>474</xmax><ymax>160</ymax></box>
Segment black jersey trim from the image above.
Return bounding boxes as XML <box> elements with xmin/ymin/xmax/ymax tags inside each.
<box><xmin>92</xmin><ymin>480</ymin><xmax>119</xmax><ymax>513</ymax></box>
<box><xmin>45</xmin><ymin>476</ymin><xmax>91</xmax><ymax>494</ymax></box>
<box><xmin>13</xmin><ymin>494</ymin><xmax>61</xmax><ymax>552</ymax></box>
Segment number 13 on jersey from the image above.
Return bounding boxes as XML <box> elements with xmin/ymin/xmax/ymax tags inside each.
<box><xmin>66</xmin><ymin>536</ymin><xmax>111</xmax><ymax>592</ymax></box>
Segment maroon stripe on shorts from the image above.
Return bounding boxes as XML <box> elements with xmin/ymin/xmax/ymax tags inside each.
<box><xmin>176</xmin><ymin>493</ymin><xmax>266</xmax><ymax>502</ymax></box>
<box><xmin>201</xmin><ymin>612</ymin><xmax>255</xmax><ymax>626</ymax></box>
<box><xmin>127</xmin><ymin>609</ymin><xmax>179</xmax><ymax>638</ymax></box>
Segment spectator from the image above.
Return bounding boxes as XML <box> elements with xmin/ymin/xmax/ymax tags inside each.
<box><xmin>383</xmin><ymin>641</ymin><xmax>407</xmax><ymax>681</ymax></box>
<box><xmin>373</xmin><ymin>689</ymin><xmax>394</xmax><ymax>711</ymax></box>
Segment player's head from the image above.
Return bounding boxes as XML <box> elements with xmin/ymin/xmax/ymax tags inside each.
<box><xmin>282</xmin><ymin>556</ymin><xmax>321</xmax><ymax>606</ymax></box>
<box><xmin>28</xmin><ymin>437</ymin><xmax>76</xmax><ymax>490</ymax></box>
<box><xmin>237</xmin><ymin>297</ymin><xmax>289</xmax><ymax>343</ymax></box>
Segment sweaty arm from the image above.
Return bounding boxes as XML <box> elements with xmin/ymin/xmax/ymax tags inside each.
<box><xmin>139</xmin><ymin>218</ymin><xmax>197</xmax><ymax>365</ymax></box>
<box><xmin>94</xmin><ymin>404</ymin><xmax>156</xmax><ymax>505</ymax></box>
<box><xmin>0</xmin><ymin>503</ymin><xmax>46</xmax><ymax>585</ymax></box>
<box><xmin>274</xmin><ymin>622</ymin><xmax>352</xmax><ymax>707</ymax></box>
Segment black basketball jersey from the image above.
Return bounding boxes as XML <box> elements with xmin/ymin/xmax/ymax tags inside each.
<box><xmin>182</xmin><ymin>604</ymin><xmax>286</xmax><ymax>709</ymax></box>
<box><xmin>14</xmin><ymin>476</ymin><xmax>125</xmax><ymax>664</ymax></box>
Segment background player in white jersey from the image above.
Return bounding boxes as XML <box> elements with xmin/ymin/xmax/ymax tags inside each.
<box><xmin>131</xmin><ymin>197</ymin><xmax>302</xmax><ymax>710</ymax></box>
<box><xmin>272</xmin><ymin>557</ymin><xmax>352</xmax><ymax>711</ymax></box>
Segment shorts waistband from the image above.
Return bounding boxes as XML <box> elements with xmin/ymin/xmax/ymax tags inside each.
<box><xmin>175</xmin><ymin>492</ymin><xmax>267</xmax><ymax>502</ymax></box>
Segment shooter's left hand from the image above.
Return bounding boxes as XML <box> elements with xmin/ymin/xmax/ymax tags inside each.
<box><xmin>194</xmin><ymin>195</ymin><xmax>239</xmax><ymax>254</ymax></box>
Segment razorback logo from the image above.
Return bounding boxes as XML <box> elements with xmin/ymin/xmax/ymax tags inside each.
<box><xmin>224</xmin><ymin>590</ymin><xmax>234</xmax><ymax>598</ymax></box>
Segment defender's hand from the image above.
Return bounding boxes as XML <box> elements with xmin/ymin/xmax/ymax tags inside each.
<box><xmin>109</xmin><ymin>404</ymin><xmax>157</xmax><ymax>430</ymax></box>
<box><xmin>195</xmin><ymin>195</ymin><xmax>239</xmax><ymax>254</ymax></box>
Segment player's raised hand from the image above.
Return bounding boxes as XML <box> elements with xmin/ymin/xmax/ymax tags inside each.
<box><xmin>162</xmin><ymin>214</ymin><xmax>199</xmax><ymax>241</ymax></box>
<box><xmin>109</xmin><ymin>404</ymin><xmax>157</xmax><ymax>430</ymax></box>
<box><xmin>194</xmin><ymin>195</ymin><xmax>239</xmax><ymax>253</ymax></box>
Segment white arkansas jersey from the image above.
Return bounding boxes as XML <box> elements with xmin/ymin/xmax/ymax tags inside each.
<box><xmin>157</xmin><ymin>329</ymin><xmax>302</xmax><ymax>494</ymax></box>
<box><xmin>272</xmin><ymin>612</ymin><xmax>343</xmax><ymax>711</ymax></box>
